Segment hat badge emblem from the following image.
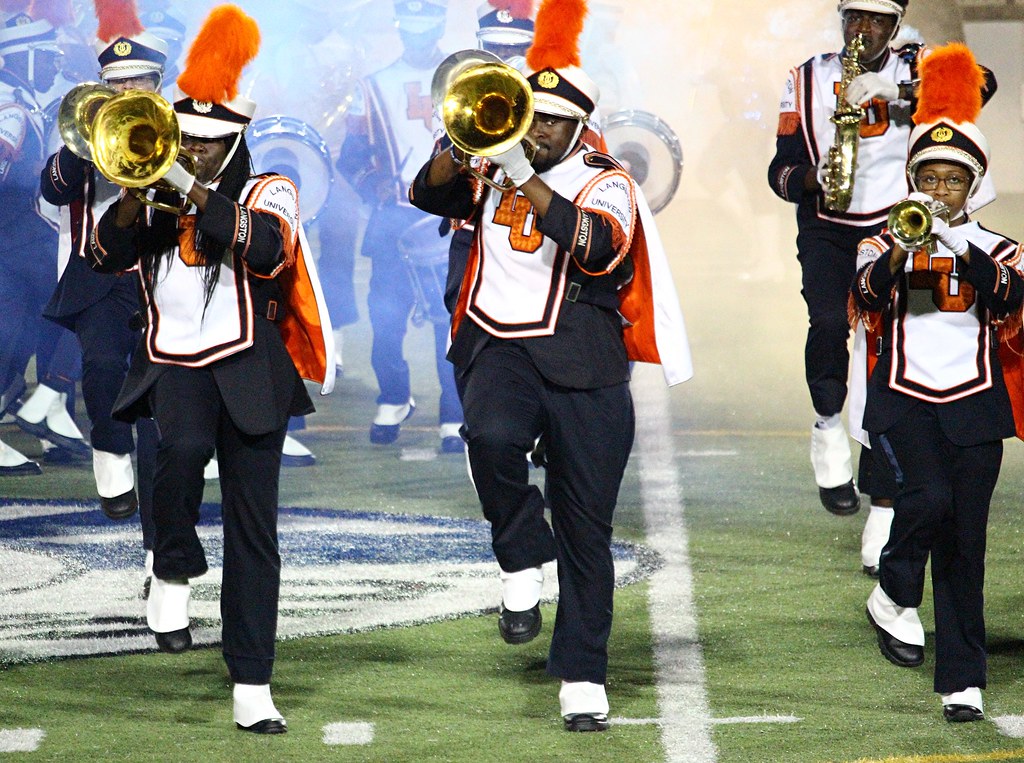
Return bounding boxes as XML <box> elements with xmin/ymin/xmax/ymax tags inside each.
<box><xmin>538</xmin><ymin>71</ymin><xmax>559</xmax><ymax>89</ymax></box>
<box><xmin>193</xmin><ymin>100</ymin><xmax>213</xmax><ymax>114</ymax></box>
<box><xmin>931</xmin><ymin>126</ymin><xmax>954</xmax><ymax>143</ymax></box>
<box><xmin>497</xmin><ymin>10</ymin><xmax>513</xmax><ymax>23</ymax></box>
<box><xmin>113</xmin><ymin>40</ymin><xmax>132</xmax><ymax>57</ymax></box>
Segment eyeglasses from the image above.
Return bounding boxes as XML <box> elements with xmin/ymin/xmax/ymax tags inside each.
<box><xmin>915</xmin><ymin>174</ymin><xmax>969</xmax><ymax>192</ymax></box>
<box><xmin>842</xmin><ymin>10</ymin><xmax>896</xmax><ymax>31</ymax></box>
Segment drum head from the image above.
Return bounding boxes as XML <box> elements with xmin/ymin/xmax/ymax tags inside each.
<box><xmin>249</xmin><ymin>115</ymin><xmax>333</xmax><ymax>223</ymax></box>
<box><xmin>603</xmin><ymin>110</ymin><xmax>683</xmax><ymax>215</ymax></box>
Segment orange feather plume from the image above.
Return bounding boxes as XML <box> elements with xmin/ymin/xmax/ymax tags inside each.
<box><xmin>526</xmin><ymin>0</ymin><xmax>586</xmax><ymax>71</ymax></box>
<box><xmin>488</xmin><ymin>0</ymin><xmax>534</xmax><ymax>19</ymax></box>
<box><xmin>176</xmin><ymin>4</ymin><xmax>260</xmax><ymax>104</ymax></box>
<box><xmin>94</xmin><ymin>0</ymin><xmax>143</xmax><ymax>41</ymax></box>
<box><xmin>913</xmin><ymin>42</ymin><xmax>985</xmax><ymax>125</ymax></box>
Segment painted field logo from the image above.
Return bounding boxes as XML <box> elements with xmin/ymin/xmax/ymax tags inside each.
<box><xmin>0</xmin><ymin>500</ymin><xmax>656</xmax><ymax>664</ymax></box>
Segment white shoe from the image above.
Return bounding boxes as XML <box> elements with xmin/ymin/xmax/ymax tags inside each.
<box><xmin>369</xmin><ymin>398</ymin><xmax>416</xmax><ymax>445</ymax></box>
<box><xmin>234</xmin><ymin>683</ymin><xmax>287</xmax><ymax>733</ymax></box>
<box><xmin>500</xmin><ymin>565</ymin><xmax>543</xmax><ymax>611</ymax></box>
<box><xmin>559</xmin><ymin>681</ymin><xmax>610</xmax><ymax>732</ymax></box>
<box><xmin>866</xmin><ymin>583</ymin><xmax>924</xmax><ymax>646</ymax></box>
<box><xmin>147</xmin><ymin>575</ymin><xmax>192</xmax><ymax>653</ymax></box>
<box><xmin>14</xmin><ymin>384</ymin><xmax>60</xmax><ymax>424</ymax></box>
<box><xmin>942</xmin><ymin>687</ymin><xmax>983</xmax><ymax>722</ymax></box>
<box><xmin>0</xmin><ymin>436</ymin><xmax>40</xmax><ymax>475</ymax></box>
<box><xmin>861</xmin><ymin>504</ymin><xmax>895</xmax><ymax>570</ymax></box>
<box><xmin>93</xmin><ymin>450</ymin><xmax>135</xmax><ymax>498</ymax></box>
<box><xmin>281</xmin><ymin>434</ymin><xmax>315</xmax><ymax>467</ymax></box>
<box><xmin>810</xmin><ymin>414</ymin><xmax>853</xmax><ymax>488</ymax></box>
<box><xmin>439</xmin><ymin>422</ymin><xmax>464</xmax><ymax>453</ymax></box>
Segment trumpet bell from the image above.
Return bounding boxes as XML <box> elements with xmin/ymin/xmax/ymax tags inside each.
<box><xmin>431</xmin><ymin>48</ymin><xmax>502</xmax><ymax>111</ymax></box>
<box><xmin>57</xmin><ymin>82</ymin><xmax>117</xmax><ymax>161</ymax></box>
<box><xmin>887</xmin><ymin>198</ymin><xmax>950</xmax><ymax>250</ymax></box>
<box><xmin>91</xmin><ymin>90</ymin><xmax>181</xmax><ymax>189</ymax></box>
<box><xmin>442</xmin><ymin>61</ymin><xmax>533</xmax><ymax>158</ymax></box>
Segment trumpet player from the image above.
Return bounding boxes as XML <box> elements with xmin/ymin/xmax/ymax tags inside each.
<box><xmin>39</xmin><ymin>1</ymin><xmax>165</xmax><ymax>592</ymax></box>
<box><xmin>411</xmin><ymin>0</ymin><xmax>691</xmax><ymax>731</ymax></box>
<box><xmin>851</xmin><ymin>44</ymin><xmax>1023</xmax><ymax>723</ymax></box>
<box><xmin>86</xmin><ymin>5</ymin><xmax>333</xmax><ymax>733</ymax></box>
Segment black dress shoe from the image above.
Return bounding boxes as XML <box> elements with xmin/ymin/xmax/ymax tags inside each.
<box><xmin>564</xmin><ymin>713</ymin><xmax>609</xmax><ymax>732</ymax></box>
<box><xmin>15</xmin><ymin>417</ymin><xmax>91</xmax><ymax>458</ymax></box>
<box><xmin>866</xmin><ymin>608</ymin><xmax>923</xmax><ymax>667</ymax></box>
<box><xmin>862</xmin><ymin>564</ymin><xmax>880</xmax><ymax>579</ymax></box>
<box><xmin>498</xmin><ymin>604</ymin><xmax>541</xmax><ymax>645</ymax></box>
<box><xmin>154</xmin><ymin>627</ymin><xmax>192</xmax><ymax>654</ymax></box>
<box><xmin>944</xmin><ymin>704</ymin><xmax>983</xmax><ymax>723</ymax></box>
<box><xmin>101</xmin><ymin>490</ymin><xmax>139</xmax><ymax>520</ymax></box>
<box><xmin>819</xmin><ymin>480</ymin><xmax>860</xmax><ymax>515</ymax></box>
<box><xmin>237</xmin><ymin>718</ymin><xmax>287</xmax><ymax>734</ymax></box>
<box><xmin>0</xmin><ymin>460</ymin><xmax>42</xmax><ymax>476</ymax></box>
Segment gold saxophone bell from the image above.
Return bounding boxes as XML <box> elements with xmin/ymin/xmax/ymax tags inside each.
<box><xmin>822</xmin><ymin>34</ymin><xmax>866</xmax><ymax>213</ymax></box>
<box><xmin>887</xmin><ymin>198</ymin><xmax>950</xmax><ymax>252</ymax></box>
<box><xmin>438</xmin><ymin>54</ymin><xmax>535</xmax><ymax>192</ymax></box>
<box><xmin>59</xmin><ymin>87</ymin><xmax>195</xmax><ymax>215</ymax></box>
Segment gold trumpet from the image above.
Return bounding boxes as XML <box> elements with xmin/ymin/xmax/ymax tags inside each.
<box><xmin>888</xmin><ymin>197</ymin><xmax>950</xmax><ymax>253</ymax></box>
<box><xmin>436</xmin><ymin>51</ymin><xmax>535</xmax><ymax>192</ymax></box>
<box><xmin>58</xmin><ymin>85</ymin><xmax>195</xmax><ymax>214</ymax></box>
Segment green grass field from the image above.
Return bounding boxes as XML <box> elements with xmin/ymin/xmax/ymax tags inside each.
<box><xmin>5</xmin><ymin>257</ymin><xmax>1024</xmax><ymax>763</ymax></box>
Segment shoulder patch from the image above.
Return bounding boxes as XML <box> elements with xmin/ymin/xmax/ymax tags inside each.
<box><xmin>246</xmin><ymin>174</ymin><xmax>300</xmax><ymax>243</ymax></box>
<box><xmin>583</xmin><ymin>151</ymin><xmax>625</xmax><ymax>172</ymax></box>
<box><xmin>0</xmin><ymin>104</ymin><xmax>29</xmax><ymax>155</ymax></box>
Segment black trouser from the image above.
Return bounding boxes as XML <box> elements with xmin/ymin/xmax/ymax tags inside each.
<box><xmin>460</xmin><ymin>341</ymin><xmax>634</xmax><ymax>684</ymax></box>
<box><xmin>74</xmin><ymin>282</ymin><xmax>138</xmax><ymax>454</ymax></box>
<box><xmin>149</xmin><ymin>365</ymin><xmax>286</xmax><ymax>685</ymax></box>
<box><xmin>797</xmin><ymin>222</ymin><xmax>880</xmax><ymax>416</ymax></box>
<box><xmin>872</xmin><ymin>403</ymin><xmax>1000</xmax><ymax>694</ymax></box>
<box><xmin>364</xmin><ymin>204</ymin><xmax>462</xmax><ymax>425</ymax></box>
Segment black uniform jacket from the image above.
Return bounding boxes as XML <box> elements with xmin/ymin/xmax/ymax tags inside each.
<box><xmin>40</xmin><ymin>146</ymin><xmax>137</xmax><ymax>329</ymax></box>
<box><xmin>88</xmin><ymin>185</ymin><xmax>313</xmax><ymax>436</ymax></box>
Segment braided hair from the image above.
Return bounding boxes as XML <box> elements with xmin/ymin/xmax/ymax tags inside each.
<box><xmin>139</xmin><ymin>136</ymin><xmax>253</xmax><ymax>316</ymax></box>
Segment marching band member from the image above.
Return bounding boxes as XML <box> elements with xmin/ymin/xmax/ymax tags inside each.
<box><xmin>88</xmin><ymin>4</ymin><xmax>333</xmax><ymax>733</ymax></box>
<box><xmin>411</xmin><ymin>0</ymin><xmax>690</xmax><ymax>730</ymax></box>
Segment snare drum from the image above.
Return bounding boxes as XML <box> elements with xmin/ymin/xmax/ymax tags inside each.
<box><xmin>248</xmin><ymin>115</ymin><xmax>334</xmax><ymax>223</ymax></box>
<box><xmin>603</xmin><ymin>110</ymin><xmax>683</xmax><ymax>215</ymax></box>
<box><xmin>398</xmin><ymin>216</ymin><xmax>451</xmax><ymax>326</ymax></box>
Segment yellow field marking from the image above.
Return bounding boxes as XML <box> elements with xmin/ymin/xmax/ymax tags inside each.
<box><xmin>832</xmin><ymin>748</ymin><xmax>1024</xmax><ymax>763</ymax></box>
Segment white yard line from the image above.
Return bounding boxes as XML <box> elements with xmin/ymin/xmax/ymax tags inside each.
<box><xmin>322</xmin><ymin>721</ymin><xmax>375</xmax><ymax>746</ymax></box>
<box><xmin>0</xmin><ymin>729</ymin><xmax>45</xmax><ymax>753</ymax></box>
<box><xmin>633</xmin><ymin>365</ymin><xmax>717</xmax><ymax>762</ymax></box>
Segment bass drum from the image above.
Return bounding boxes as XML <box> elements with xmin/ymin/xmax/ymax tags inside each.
<box><xmin>247</xmin><ymin>115</ymin><xmax>333</xmax><ymax>223</ymax></box>
<box><xmin>602</xmin><ymin>110</ymin><xmax>683</xmax><ymax>215</ymax></box>
<box><xmin>397</xmin><ymin>216</ymin><xmax>451</xmax><ymax>326</ymax></box>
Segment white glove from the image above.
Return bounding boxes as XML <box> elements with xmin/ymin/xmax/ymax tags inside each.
<box><xmin>930</xmin><ymin>217</ymin><xmax>969</xmax><ymax>257</ymax></box>
<box><xmin>490</xmin><ymin>141</ymin><xmax>535</xmax><ymax>187</ymax></box>
<box><xmin>907</xmin><ymin>191</ymin><xmax>932</xmax><ymax>204</ymax></box>
<box><xmin>161</xmin><ymin>161</ymin><xmax>196</xmax><ymax>196</ymax></box>
<box><xmin>845</xmin><ymin>72</ymin><xmax>899</xmax><ymax>107</ymax></box>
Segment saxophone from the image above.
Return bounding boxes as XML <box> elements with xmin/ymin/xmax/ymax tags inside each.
<box><xmin>822</xmin><ymin>34</ymin><xmax>865</xmax><ymax>212</ymax></box>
